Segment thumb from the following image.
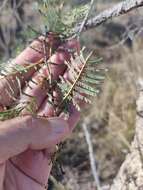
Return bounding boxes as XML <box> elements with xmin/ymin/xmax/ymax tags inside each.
<box><xmin>29</xmin><ymin>117</ymin><xmax>69</xmax><ymax>150</ymax></box>
<box><xmin>0</xmin><ymin>116</ymin><xmax>69</xmax><ymax>163</ymax></box>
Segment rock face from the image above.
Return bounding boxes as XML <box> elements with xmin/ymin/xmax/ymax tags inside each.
<box><xmin>110</xmin><ymin>85</ymin><xmax>143</xmax><ymax>190</ymax></box>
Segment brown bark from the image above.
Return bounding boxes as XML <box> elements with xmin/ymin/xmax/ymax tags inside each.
<box><xmin>75</xmin><ymin>0</ymin><xmax>143</xmax><ymax>33</ymax></box>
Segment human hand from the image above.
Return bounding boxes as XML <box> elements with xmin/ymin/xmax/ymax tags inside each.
<box><xmin>0</xmin><ymin>35</ymin><xmax>81</xmax><ymax>190</ymax></box>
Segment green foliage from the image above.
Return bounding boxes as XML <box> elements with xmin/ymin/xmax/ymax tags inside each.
<box><xmin>0</xmin><ymin>59</ymin><xmax>41</xmax><ymax>78</ymax></box>
<box><xmin>0</xmin><ymin>0</ymin><xmax>106</xmax><ymax>121</ymax></box>
<box><xmin>57</xmin><ymin>50</ymin><xmax>105</xmax><ymax>112</ymax></box>
<box><xmin>35</xmin><ymin>0</ymin><xmax>89</xmax><ymax>35</ymax></box>
<box><xmin>0</xmin><ymin>49</ymin><xmax>106</xmax><ymax>120</ymax></box>
<box><xmin>0</xmin><ymin>107</ymin><xmax>23</xmax><ymax>121</ymax></box>
<box><xmin>62</xmin><ymin>4</ymin><xmax>89</xmax><ymax>35</ymax></box>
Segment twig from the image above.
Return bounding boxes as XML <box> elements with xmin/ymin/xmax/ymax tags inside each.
<box><xmin>77</xmin><ymin>0</ymin><xmax>95</xmax><ymax>36</ymax></box>
<box><xmin>107</xmin><ymin>24</ymin><xmax>143</xmax><ymax>50</ymax></box>
<box><xmin>82</xmin><ymin>121</ymin><xmax>102</xmax><ymax>190</ymax></box>
<box><xmin>0</xmin><ymin>0</ymin><xmax>8</xmax><ymax>12</ymax></box>
<box><xmin>15</xmin><ymin>0</ymin><xmax>24</xmax><ymax>9</ymax></box>
<box><xmin>74</xmin><ymin>0</ymin><xmax>143</xmax><ymax>33</ymax></box>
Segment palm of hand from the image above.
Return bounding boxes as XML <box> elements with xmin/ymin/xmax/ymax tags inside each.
<box><xmin>4</xmin><ymin>150</ymin><xmax>50</xmax><ymax>189</ymax></box>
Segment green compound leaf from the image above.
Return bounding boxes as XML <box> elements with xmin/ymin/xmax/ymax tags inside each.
<box><xmin>0</xmin><ymin>107</ymin><xmax>24</xmax><ymax>121</ymax></box>
<box><xmin>57</xmin><ymin>50</ymin><xmax>106</xmax><ymax>113</ymax></box>
<box><xmin>36</xmin><ymin>0</ymin><xmax>90</xmax><ymax>35</ymax></box>
<box><xmin>81</xmin><ymin>77</ymin><xmax>102</xmax><ymax>85</ymax></box>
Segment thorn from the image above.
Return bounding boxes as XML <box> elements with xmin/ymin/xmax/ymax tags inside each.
<box><xmin>25</xmin><ymin>81</ymin><xmax>33</xmax><ymax>90</ymax></box>
<box><xmin>30</xmin><ymin>46</ymin><xmax>43</xmax><ymax>55</ymax></box>
<box><xmin>22</xmin><ymin>92</ymin><xmax>34</xmax><ymax>98</ymax></box>
<box><xmin>30</xmin><ymin>79</ymin><xmax>39</xmax><ymax>85</ymax></box>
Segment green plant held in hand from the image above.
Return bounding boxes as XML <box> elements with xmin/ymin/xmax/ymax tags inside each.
<box><xmin>0</xmin><ymin>0</ymin><xmax>106</xmax><ymax>121</ymax></box>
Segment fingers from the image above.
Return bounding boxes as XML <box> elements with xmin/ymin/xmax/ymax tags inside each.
<box><xmin>13</xmin><ymin>34</ymin><xmax>60</xmax><ymax>75</ymax></box>
<box><xmin>19</xmin><ymin>50</ymin><xmax>68</xmax><ymax>115</ymax></box>
<box><xmin>15</xmin><ymin>37</ymin><xmax>44</xmax><ymax>65</ymax></box>
<box><xmin>65</xmin><ymin>104</ymin><xmax>80</xmax><ymax>131</ymax></box>
<box><xmin>49</xmin><ymin>38</ymin><xmax>80</xmax><ymax>80</ymax></box>
<box><xmin>0</xmin><ymin>35</ymin><xmax>60</xmax><ymax>107</ymax></box>
<box><xmin>19</xmin><ymin>66</ymin><xmax>50</xmax><ymax>115</ymax></box>
<box><xmin>0</xmin><ymin>115</ymin><xmax>69</xmax><ymax>164</ymax></box>
<box><xmin>38</xmin><ymin>39</ymin><xmax>81</xmax><ymax>131</ymax></box>
<box><xmin>10</xmin><ymin>149</ymin><xmax>53</xmax><ymax>186</ymax></box>
<box><xmin>29</xmin><ymin>117</ymin><xmax>69</xmax><ymax>150</ymax></box>
<box><xmin>38</xmin><ymin>89</ymin><xmax>81</xmax><ymax>133</ymax></box>
<box><xmin>0</xmin><ymin>37</ymin><xmax>79</xmax><ymax>108</ymax></box>
<box><xmin>0</xmin><ymin>39</ymin><xmax>44</xmax><ymax>107</ymax></box>
<box><xmin>0</xmin><ymin>116</ymin><xmax>32</xmax><ymax>164</ymax></box>
<box><xmin>20</xmin><ymin>39</ymin><xmax>79</xmax><ymax>115</ymax></box>
<box><xmin>35</xmin><ymin>100</ymin><xmax>79</xmax><ymax>158</ymax></box>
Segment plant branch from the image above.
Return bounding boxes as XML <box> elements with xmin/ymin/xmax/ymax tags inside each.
<box><xmin>77</xmin><ymin>0</ymin><xmax>95</xmax><ymax>36</ymax></box>
<box><xmin>82</xmin><ymin>120</ymin><xmax>102</xmax><ymax>190</ymax></box>
<box><xmin>0</xmin><ymin>0</ymin><xmax>8</xmax><ymax>12</ymax></box>
<box><xmin>74</xmin><ymin>0</ymin><xmax>143</xmax><ymax>33</ymax></box>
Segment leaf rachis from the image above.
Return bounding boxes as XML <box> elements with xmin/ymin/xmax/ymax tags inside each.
<box><xmin>59</xmin><ymin>51</ymin><xmax>93</xmax><ymax>109</ymax></box>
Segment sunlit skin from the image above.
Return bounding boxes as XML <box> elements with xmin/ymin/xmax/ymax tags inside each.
<box><xmin>0</xmin><ymin>36</ymin><xmax>81</xmax><ymax>190</ymax></box>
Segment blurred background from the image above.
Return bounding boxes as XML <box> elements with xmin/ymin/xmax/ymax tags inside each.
<box><xmin>0</xmin><ymin>0</ymin><xmax>143</xmax><ymax>189</ymax></box>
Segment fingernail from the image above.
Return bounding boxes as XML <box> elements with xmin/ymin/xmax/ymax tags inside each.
<box><xmin>49</xmin><ymin>118</ymin><xmax>69</xmax><ymax>134</ymax></box>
